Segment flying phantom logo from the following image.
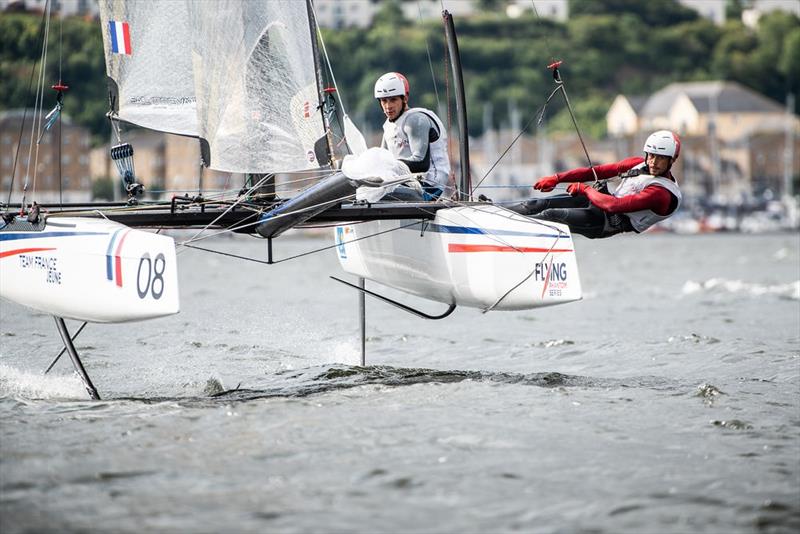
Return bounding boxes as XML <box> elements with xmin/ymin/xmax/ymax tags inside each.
<box><xmin>534</xmin><ymin>258</ymin><xmax>568</xmax><ymax>298</ymax></box>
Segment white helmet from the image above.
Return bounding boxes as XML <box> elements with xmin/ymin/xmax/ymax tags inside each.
<box><xmin>643</xmin><ymin>130</ymin><xmax>681</xmax><ymax>160</ymax></box>
<box><xmin>374</xmin><ymin>72</ymin><xmax>409</xmax><ymax>99</ymax></box>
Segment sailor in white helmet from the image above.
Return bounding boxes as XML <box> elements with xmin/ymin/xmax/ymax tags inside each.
<box><xmin>516</xmin><ymin>130</ymin><xmax>682</xmax><ymax>238</ymax></box>
<box><xmin>373</xmin><ymin>72</ymin><xmax>452</xmax><ymax>200</ymax></box>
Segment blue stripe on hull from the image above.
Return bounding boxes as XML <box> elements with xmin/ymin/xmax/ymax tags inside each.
<box><xmin>406</xmin><ymin>222</ymin><xmax>567</xmax><ymax>239</ymax></box>
<box><xmin>0</xmin><ymin>231</ymin><xmax>108</xmax><ymax>241</ymax></box>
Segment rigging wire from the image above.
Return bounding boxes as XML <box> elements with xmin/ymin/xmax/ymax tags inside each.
<box><xmin>551</xmin><ymin>64</ymin><xmax>598</xmax><ymax>181</ymax></box>
<box><xmin>57</xmin><ymin>11</ymin><xmax>63</xmax><ymax>209</ymax></box>
<box><xmin>182</xmin><ymin>172</ymin><xmax>278</xmax><ymax>244</ymax></box>
<box><xmin>5</xmin><ymin>7</ymin><xmax>50</xmax><ymax>212</ymax></box>
<box><xmin>183</xmin><ymin>219</ymin><xmax>424</xmax><ymax>266</ymax></box>
<box><xmin>472</xmin><ymin>85</ymin><xmax>560</xmax><ymax>191</ymax></box>
<box><xmin>20</xmin><ymin>0</ymin><xmax>52</xmax><ymax>210</ymax></box>
<box><xmin>419</xmin><ymin>1</ymin><xmax>441</xmax><ymax>109</ymax></box>
<box><xmin>474</xmin><ymin>0</ymin><xmax>600</xmax><ymax>194</ymax></box>
<box><xmin>310</xmin><ymin>1</ymin><xmax>348</xmax><ymax>117</ymax></box>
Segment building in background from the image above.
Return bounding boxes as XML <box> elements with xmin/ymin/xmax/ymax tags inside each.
<box><xmin>607</xmin><ymin>81</ymin><xmax>799</xmax><ymax>204</ymax></box>
<box><xmin>89</xmin><ymin>130</ymin><xmax>236</xmax><ymax>201</ymax></box>
<box><xmin>1</xmin><ymin>110</ymin><xmax>91</xmax><ymax>203</ymax></box>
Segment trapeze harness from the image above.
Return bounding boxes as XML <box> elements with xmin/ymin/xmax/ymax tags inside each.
<box><xmin>381</xmin><ymin>107</ymin><xmax>451</xmax><ymax>200</ymax></box>
<box><xmin>531</xmin><ymin>163</ymin><xmax>682</xmax><ymax>239</ymax></box>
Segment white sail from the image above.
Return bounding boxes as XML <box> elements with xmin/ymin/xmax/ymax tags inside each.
<box><xmin>98</xmin><ymin>0</ymin><xmax>198</xmax><ymax>137</ymax></box>
<box><xmin>99</xmin><ymin>0</ymin><xmax>328</xmax><ymax>174</ymax></box>
<box><xmin>188</xmin><ymin>0</ymin><xmax>327</xmax><ymax>173</ymax></box>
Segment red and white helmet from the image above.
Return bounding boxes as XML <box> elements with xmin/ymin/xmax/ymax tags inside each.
<box><xmin>643</xmin><ymin>130</ymin><xmax>681</xmax><ymax>160</ymax></box>
<box><xmin>374</xmin><ymin>72</ymin><xmax>409</xmax><ymax>99</ymax></box>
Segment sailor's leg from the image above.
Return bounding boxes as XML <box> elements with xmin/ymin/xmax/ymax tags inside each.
<box><xmin>507</xmin><ymin>194</ymin><xmax>590</xmax><ymax>215</ymax></box>
<box><xmin>53</xmin><ymin>317</ymin><xmax>100</xmax><ymax>400</ymax></box>
<box><xmin>384</xmin><ymin>185</ymin><xmax>425</xmax><ymax>202</ymax></box>
<box><xmin>533</xmin><ymin>206</ymin><xmax>608</xmax><ymax>239</ymax></box>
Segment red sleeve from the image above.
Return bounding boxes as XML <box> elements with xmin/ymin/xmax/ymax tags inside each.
<box><xmin>584</xmin><ymin>185</ymin><xmax>674</xmax><ymax>215</ymax></box>
<box><xmin>556</xmin><ymin>157</ymin><xmax>644</xmax><ymax>183</ymax></box>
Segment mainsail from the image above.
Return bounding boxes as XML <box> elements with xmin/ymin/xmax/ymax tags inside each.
<box><xmin>99</xmin><ymin>0</ymin><xmax>198</xmax><ymax>137</ymax></box>
<box><xmin>99</xmin><ymin>0</ymin><xmax>328</xmax><ymax>174</ymax></box>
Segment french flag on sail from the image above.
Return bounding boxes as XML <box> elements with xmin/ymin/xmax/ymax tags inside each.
<box><xmin>108</xmin><ymin>21</ymin><xmax>132</xmax><ymax>55</ymax></box>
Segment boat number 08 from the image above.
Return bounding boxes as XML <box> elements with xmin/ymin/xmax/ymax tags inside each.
<box><xmin>137</xmin><ymin>252</ymin><xmax>166</xmax><ymax>300</ymax></box>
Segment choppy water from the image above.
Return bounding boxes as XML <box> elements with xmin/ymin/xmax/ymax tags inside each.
<box><xmin>1</xmin><ymin>231</ymin><xmax>798</xmax><ymax>533</ymax></box>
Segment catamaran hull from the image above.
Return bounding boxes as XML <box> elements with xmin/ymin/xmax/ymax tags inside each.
<box><xmin>0</xmin><ymin>217</ymin><xmax>179</xmax><ymax>323</ymax></box>
<box><xmin>335</xmin><ymin>205</ymin><xmax>582</xmax><ymax>311</ymax></box>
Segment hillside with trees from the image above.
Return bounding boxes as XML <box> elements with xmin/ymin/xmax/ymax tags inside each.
<box><xmin>1</xmin><ymin>0</ymin><xmax>797</xmax><ymax>144</ymax></box>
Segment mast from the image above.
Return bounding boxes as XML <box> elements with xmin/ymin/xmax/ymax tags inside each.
<box><xmin>443</xmin><ymin>10</ymin><xmax>471</xmax><ymax>201</ymax></box>
<box><xmin>784</xmin><ymin>93</ymin><xmax>795</xmax><ymax>201</ymax></box>
<box><xmin>306</xmin><ymin>0</ymin><xmax>334</xmax><ymax>167</ymax></box>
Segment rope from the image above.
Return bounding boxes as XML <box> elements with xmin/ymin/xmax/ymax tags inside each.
<box><xmin>481</xmin><ymin>225</ymin><xmax>568</xmax><ymax>313</ymax></box>
<box><xmin>472</xmin><ymin>85</ymin><xmax>560</xmax><ymax>192</ymax></box>
<box><xmin>182</xmin><ymin>173</ymin><xmax>277</xmax><ymax>244</ymax></box>
<box><xmin>553</xmin><ymin>68</ymin><xmax>598</xmax><ymax>182</ymax></box>
<box><xmin>184</xmin><ymin>219</ymin><xmax>423</xmax><ymax>265</ymax></box>
<box><xmin>310</xmin><ymin>1</ymin><xmax>348</xmax><ymax>117</ymax></box>
<box><xmin>20</xmin><ymin>0</ymin><xmax>53</xmax><ymax>211</ymax></box>
<box><xmin>6</xmin><ymin>8</ymin><xmax>49</xmax><ymax>210</ymax></box>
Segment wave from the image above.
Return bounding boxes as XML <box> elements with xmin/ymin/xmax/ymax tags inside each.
<box><xmin>0</xmin><ymin>363</ymin><xmax>703</xmax><ymax>404</ymax></box>
<box><xmin>0</xmin><ymin>363</ymin><xmax>88</xmax><ymax>399</ymax></box>
<box><xmin>681</xmin><ymin>278</ymin><xmax>800</xmax><ymax>300</ymax></box>
<box><xmin>200</xmin><ymin>365</ymin><xmax>685</xmax><ymax>403</ymax></box>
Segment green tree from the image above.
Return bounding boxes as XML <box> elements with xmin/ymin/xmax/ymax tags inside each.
<box><xmin>568</xmin><ymin>0</ymin><xmax>698</xmax><ymax>27</ymax></box>
<box><xmin>475</xmin><ymin>0</ymin><xmax>504</xmax><ymax>12</ymax></box>
<box><xmin>372</xmin><ymin>0</ymin><xmax>407</xmax><ymax>27</ymax></box>
<box><xmin>1</xmin><ymin>13</ymin><xmax>109</xmax><ymax>145</ymax></box>
<box><xmin>779</xmin><ymin>28</ymin><xmax>800</xmax><ymax>96</ymax></box>
<box><xmin>91</xmin><ymin>177</ymin><xmax>115</xmax><ymax>201</ymax></box>
<box><xmin>725</xmin><ymin>0</ymin><xmax>746</xmax><ymax>21</ymax></box>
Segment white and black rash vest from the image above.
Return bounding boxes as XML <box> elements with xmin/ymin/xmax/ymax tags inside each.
<box><xmin>381</xmin><ymin>107</ymin><xmax>451</xmax><ymax>192</ymax></box>
<box><xmin>614</xmin><ymin>163</ymin><xmax>682</xmax><ymax>232</ymax></box>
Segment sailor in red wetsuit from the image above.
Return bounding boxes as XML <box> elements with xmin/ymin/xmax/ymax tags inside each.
<box><xmin>521</xmin><ymin>130</ymin><xmax>682</xmax><ymax>238</ymax></box>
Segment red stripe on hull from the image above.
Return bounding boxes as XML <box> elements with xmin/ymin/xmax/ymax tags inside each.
<box><xmin>0</xmin><ymin>247</ymin><xmax>56</xmax><ymax>259</ymax></box>
<box><xmin>448</xmin><ymin>244</ymin><xmax>573</xmax><ymax>253</ymax></box>
<box><xmin>114</xmin><ymin>230</ymin><xmax>131</xmax><ymax>287</ymax></box>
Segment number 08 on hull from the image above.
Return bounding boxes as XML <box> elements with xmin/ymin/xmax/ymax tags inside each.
<box><xmin>0</xmin><ymin>217</ymin><xmax>179</xmax><ymax>323</ymax></box>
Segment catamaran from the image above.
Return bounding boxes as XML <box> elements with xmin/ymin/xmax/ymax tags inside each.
<box><xmin>0</xmin><ymin>0</ymin><xmax>582</xmax><ymax>399</ymax></box>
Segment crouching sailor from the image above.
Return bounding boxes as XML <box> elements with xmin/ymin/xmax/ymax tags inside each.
<box><xmin>374</xmin><ymin>72</ymin><xmax>452</xmax><ymax>200</ymax></box>
<box><xmin>519</xmin><ymin>130</ymin><xmax>682</xmax><ymax>238</ymax></box>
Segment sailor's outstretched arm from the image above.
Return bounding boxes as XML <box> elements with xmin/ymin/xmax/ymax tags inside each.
<box><xmin>534</xmin><ymin>156</ymin><xmax>644</xmax><ymax>191</ymax></box>
<box><xmin>567</xmin><ymin>183</ymin><xmax>673</xmax><ymax>215</ymax></box>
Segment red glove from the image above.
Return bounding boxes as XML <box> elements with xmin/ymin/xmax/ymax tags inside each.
<box><xmin>566</xmin><ymin>182</ymin><xmax>589</xmax><ymax>196</ymax></box>
<box><xmin>533</xmin><ymin>175</ymin><xmax>559</xmax><ymax>192</ymax></box>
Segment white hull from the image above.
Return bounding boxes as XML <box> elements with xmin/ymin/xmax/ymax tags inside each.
<box><xmin>0</xmin><ymin>217</ymin><xmax>179</xmax><ymax>323</ymax></box>
<box><xmin>335</xmin><ymin>205</ymin><xmax>582</xmax><ymax>311</ymax></box>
